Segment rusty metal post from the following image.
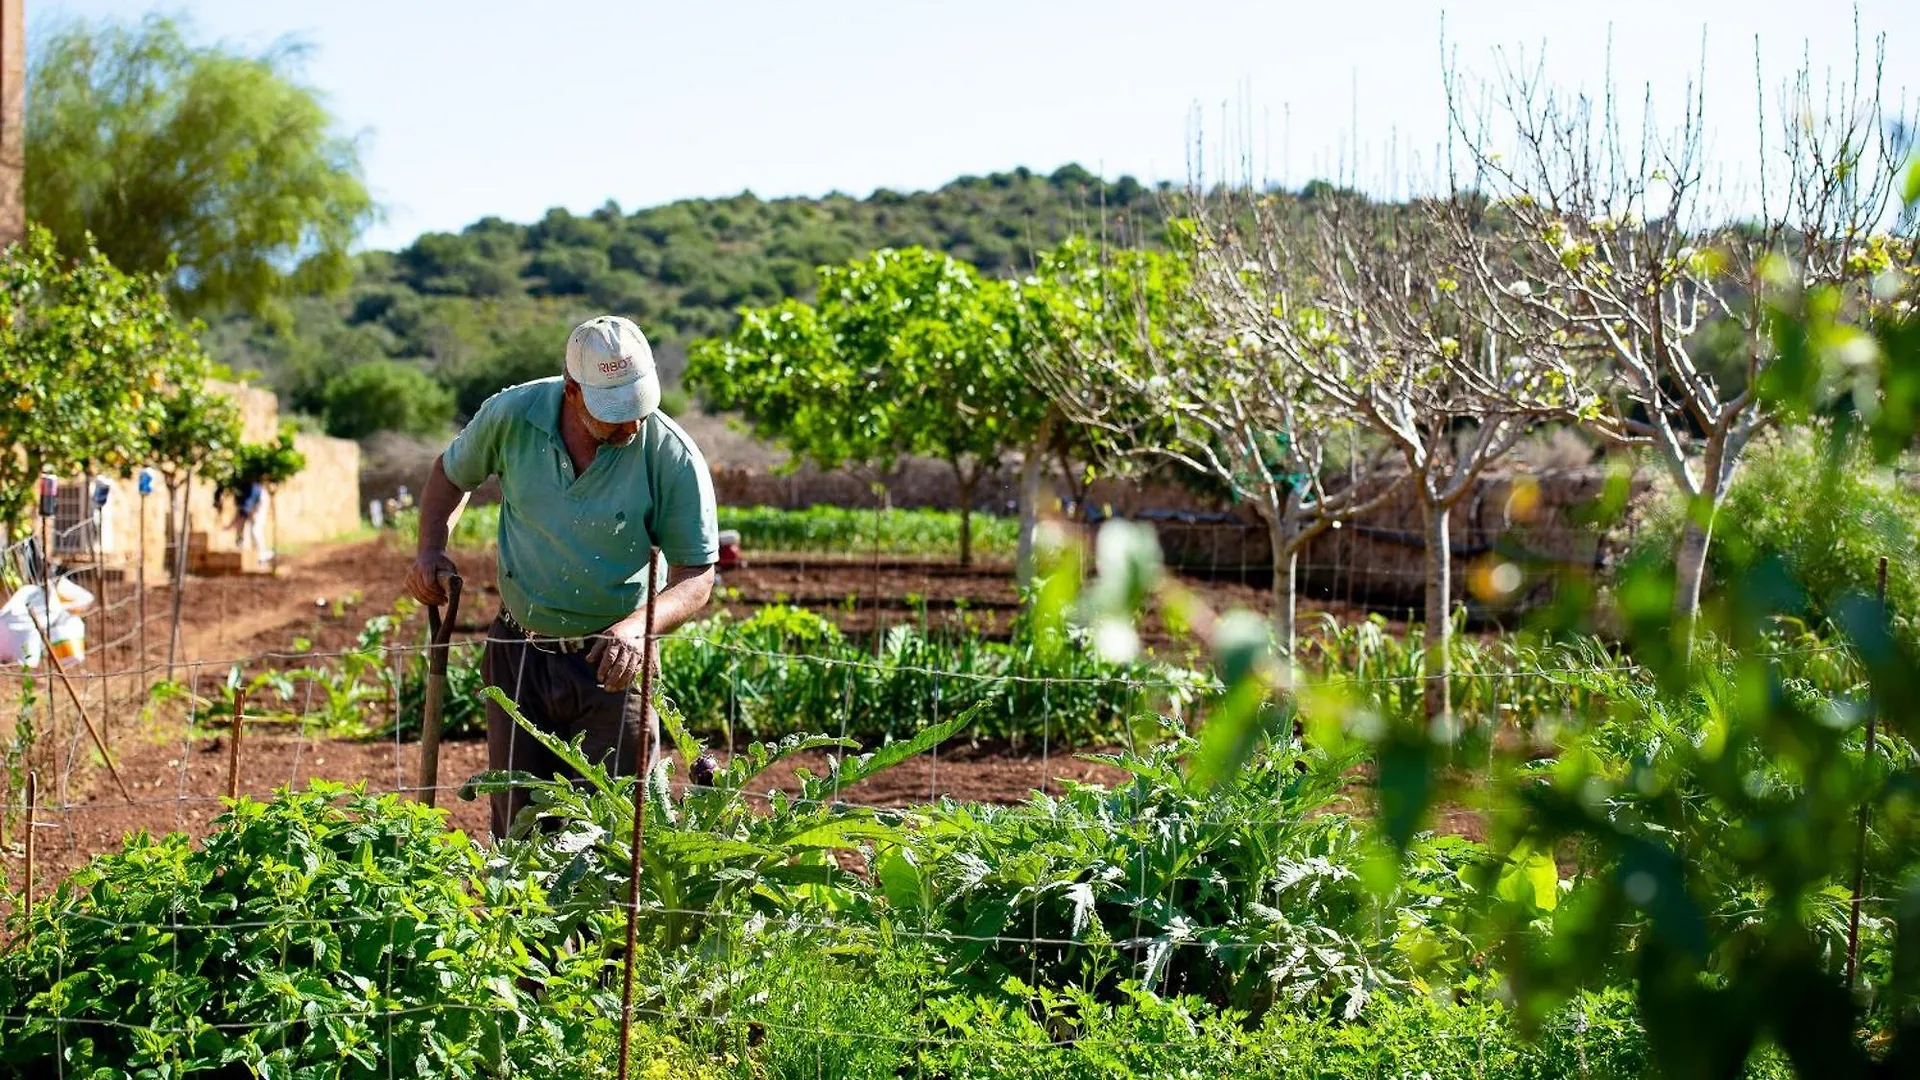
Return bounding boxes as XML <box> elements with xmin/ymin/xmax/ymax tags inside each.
<box><xmin>417</xmin><ymin>573</ymin><xmax>464</xmax><ymax>807</ymax></box>
<box><xmin>90</xmin><ymin>477</ymin><xmax>114</xmax><ymax>751</ymax></box>
<box><xmin>227</xmin><ymin>686</ymin><xmax>247</xmax><ymax>801</ymax></box>
<box><xmin>1846</xmin><ymin>555</ymin><xmax>1891</xmax><ymax>992</ymax></box>
<box><xmin>617</xmin><ymin>547</ymin><xmax>663</xmax><ymax>1080</ymax></box>
<box><xmin>167</xmin><ymin>477</ymin><xmax>191</xmax><ymax>682</ymax></box>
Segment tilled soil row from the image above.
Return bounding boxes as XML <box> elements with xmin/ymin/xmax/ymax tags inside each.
<box><xmin>0</xmin><ymin>729</ymin><xmax>1128</xmax><ymax>916</ymax></box>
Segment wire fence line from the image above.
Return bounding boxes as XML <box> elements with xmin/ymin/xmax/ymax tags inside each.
<box><xmin>0</xmin><ymin>519</ymin><xmax>1898</xmax><ymax>1078</ymax></box>
<box><xmin>0</xmin><ymin>630</ymin><xmax>1859</xmax><ymax>688</ymax></box>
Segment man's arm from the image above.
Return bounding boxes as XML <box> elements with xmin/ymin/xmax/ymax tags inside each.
<box><xmin>648</xmin><ymin>562</ymin><xmax>716</xmax><ymax>636</ymax></box>
<box><xmin>403</xmin><ymin>455</ymin><xmax>471</xmax><ymax>606</ymax></box>
<box><xmin>588</xmin><ymin>560</ymin><xmax>716</xmax><ymax>691</ymax></box>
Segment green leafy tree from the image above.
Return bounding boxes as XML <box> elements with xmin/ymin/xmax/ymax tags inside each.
<box><xmin>689</xmin><ymin>248</ymin><xmax>1040</xmax><ymax>565</ymax></box>
<box><xmin>220</xmin><ymin>426</ymin><xmax>308</xmax><ymax>499</ymax></box>
<box><xmin>688</xmin><ymin>297</ymin><xmax>899</xmax><ymax>487</ymax></box>
<box><xmin>147</xmin><ymin>374</ymin><xmax>243</xmax><ymax>493</ymax></box>
<box><xmin>27</xmin><ymin>15</ymin><xmax>374</xmax><ymax>321</ymax></box>
<box><xmin>146</xmin><ymin>352</ymin><xmax>245</xmax><ymax>569</ymax></box>
<box><xmin>143</xmin><ymin>352</ymin><xmax>245</xmax><ymax>677</ymax></box>
<box><xmin>828</xmin><ymin>248</ymin><xmax>1041</xmax><ymax>565</ymax></box>
<box><xmin>0</xmin><ymin>226</ymin><xmax>176</xmax><ymax>541</ymax></box>
<box><xmin>320</xmin><ymin>360</ymin><xmax>456</xmax><ymax>440</ymax></box>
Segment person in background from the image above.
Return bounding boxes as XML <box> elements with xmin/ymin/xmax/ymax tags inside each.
<box><xmin>230</xmin><ymin>477</ymin><xmax>271</xmax><ymax>564</ymax></box>
<box><xmin>402</xmin><ymin>315</ymin><xmax>719</xmax><ymax>838</ymax></box>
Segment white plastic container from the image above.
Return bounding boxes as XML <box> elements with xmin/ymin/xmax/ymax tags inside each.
<box><xmin>0</xmin><ymin>582</ymin><xmax>88</xmax><ymax>667</ymax></box>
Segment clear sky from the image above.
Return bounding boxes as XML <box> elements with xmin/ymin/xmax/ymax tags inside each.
<box><xmin>35</xmin><ymin>1</ymin><xmax>1920</xmax><ymax>251</ymax></box>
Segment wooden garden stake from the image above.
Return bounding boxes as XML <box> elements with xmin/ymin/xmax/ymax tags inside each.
<box><xmin>1846</xmin><ymin>555</ymin><xmax>1891</xmax><ymax>992</ymax></box>
<box><xmin>227</xmin><ymin>686</ymin><xmax>247</xmax><ymax>801</ymax></box>
<box><xmin>617</xmin><ymin>547</ymin><xmax>663</xmax><ymax>1080</ymax></box>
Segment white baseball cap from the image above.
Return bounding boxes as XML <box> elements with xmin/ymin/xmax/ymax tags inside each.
<box><xmin>564</xmin><ymin>315</ymin><xmax>661</xmax><ymax>424</ymax></box>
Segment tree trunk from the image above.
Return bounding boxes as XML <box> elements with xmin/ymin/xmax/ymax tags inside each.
<box><xmin>1268</xmin><ymin>519</ymin><xmax>1300</xmax><ymax>671</ymax></box>
<box><xmin>953</xmin><ymin>464</ymin><xmax>977</xmax><ymax>568</ymax></box>
<box><xmin>1673</xmin><ymin>510</ymin><xmax>1716</xmax><ymax>644</ymax></box>
<box><xmin>1421</xmin><ymin>497</ymin><xmax>1452</xmax><ymax>725</ymax></box>
<box><xmin>1672</xmin><ymin>431</ymin><xmax>1730</xmax><ymax>647</ymax></box>
<box><xmin>1015</xmin><ymin>414</ymin><xmax>1056</xmax><ymax>584</ymax></box>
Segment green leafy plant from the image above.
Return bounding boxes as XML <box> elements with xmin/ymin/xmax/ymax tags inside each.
<box><xmin>658</xmin><ymin>603</ymin><xmax>1208</xmax><ymax>747</ymax></box>
<box><xmin>875</xmin><ymin>723</ymin><xmax>1480</xmax><ymax>1017</ymax></box>
<box><xmin>0</xmin><ymin>783</ymin><xmax>667</xmax><ymax>1079</ymax></box>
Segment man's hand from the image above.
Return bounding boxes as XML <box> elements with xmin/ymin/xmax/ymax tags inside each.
<box><xmin>585</xmin><ymin>614</ymin><xmax>653</xmax><ymax>692</ymax></box>
<box><xmin>406</xmin><ymin>549</ymin><xmax>459</xmax><ymax>606</ymax></box>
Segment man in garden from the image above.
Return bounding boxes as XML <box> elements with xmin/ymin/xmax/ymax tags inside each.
<box><xmin>403</xmin><ymin>315</ymin><xmax>719</xmax><ymax>838</ymax></box>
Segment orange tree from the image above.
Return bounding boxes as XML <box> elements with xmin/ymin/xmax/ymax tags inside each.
<box><xmin>689</xmin><ymin>247</ymin><xmax>1041</xmax><ymax>566</ymax></box>
<box><xmin>0</xmin><ymin>226</ymin><xmax>182</xmax><ymax>544</ymax></box>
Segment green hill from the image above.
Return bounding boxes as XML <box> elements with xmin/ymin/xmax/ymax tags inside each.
<box><xmin>209</xmin><ymin>164</ymin><xmax>1170</xmax><ymax>436</ymax></box>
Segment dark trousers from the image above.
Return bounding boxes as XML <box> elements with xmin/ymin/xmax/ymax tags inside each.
<box><xmin>482</xmin><ymin>614</ymin><xmax>656</xmax><ymax>838</ymax></box>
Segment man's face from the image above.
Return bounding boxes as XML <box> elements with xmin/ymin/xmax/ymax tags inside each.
<box><xmin>565</xmin><ymin>381</ymin><xmax>640</xmax><ymax>446</ymax></box>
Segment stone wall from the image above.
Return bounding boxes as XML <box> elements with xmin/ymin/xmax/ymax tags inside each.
<box><xmin>43</xmin><ymin>382</ymin><xmax>363</xmax><ymax>581</ymax></box>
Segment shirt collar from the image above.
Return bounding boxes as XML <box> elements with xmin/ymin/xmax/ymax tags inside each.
<box><xmin>522</xmin><ymin>378</ymin><xmax>564</xmax><ymax>437</ymax></box>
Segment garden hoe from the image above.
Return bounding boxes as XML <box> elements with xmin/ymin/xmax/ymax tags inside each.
<box><xmin>418</xmin><ymin>570</ymin><xmax>464</xmax><ymax>808</ymax></box>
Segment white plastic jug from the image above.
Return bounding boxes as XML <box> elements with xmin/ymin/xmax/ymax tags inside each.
<box><xmin>0</xmin><ymin>583</ymin><xmax>85</xmax><ymax>667</ymax></box>
<box><xmin>0</xmin><ymin>603</ymin><xmax>39</xmax><ymax>667</ymax></box>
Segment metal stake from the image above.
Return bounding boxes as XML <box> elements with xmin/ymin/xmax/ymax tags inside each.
<box><xmin>138</xmin><ymin>471</ymin><xmax>151</xmax><ymax>680</ymax></box>
<box><xmin>418</xmin><ymin>572</ymin><xmax>465</xmax><ymax>807</ymax></box>
<box><xmin>617</xmin><ymin>547</ymin><xmax>663</xmax><ymax>1080</ymax></box>
<box><xmin>1846</xmin><ymin>554</ymin><xmax>1891</xmax><ymax>992</ymax></box>
<box><xmin>90</xmin><ymin>477</ymin><xmax>112</xmax><ymax>752</ymax></box>
<box><xmin>167</xmin><ymin>477</ymin><xmax>190</xmax><ymax>682</ymax></box>
<box><xmin>37</xmin><ymin>483</ymin><xmax>56</xmax><ymax>801</ymax></box>
<box><xmin>22</xmin><ymin>771</ymin><xmax>35</xmax><ymax>926</ymax></box>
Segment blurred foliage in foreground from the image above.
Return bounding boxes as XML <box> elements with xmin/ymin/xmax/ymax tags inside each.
<box><xmin>1626</xmin><ymin>427</ymin><xmax>1920</xmax><ymax>649</ymax></box>
<box><xmin>1051</xmin><ymin>169</ymin><xmax>1920</xmax><ymax>1077</ymax></box>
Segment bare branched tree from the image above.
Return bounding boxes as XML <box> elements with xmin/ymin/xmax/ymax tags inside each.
<box><xmin>1443</xmin><ymin>32</ymin><xmax>1914</xmax><ymax>633</ymax></box>
<box><xmin>1202</xmin><ymin>190</ymin><xmax>1611</xmax><ymax>721</ymax></box>
<box><xmin>1019</xmin><ymin>237</ymin><xmax>1401</xmax><ymax>670</ymax></box>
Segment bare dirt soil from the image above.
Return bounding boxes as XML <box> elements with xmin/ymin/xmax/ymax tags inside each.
<box><xmin>1</xmin><ymin>535</ymin><xmax>1148</xmax><ymax>910</ymax></box>
<box><xmin>0</xmin><ymin>533</ymin><xmax>1430</xmax><ymax>915</ymax></box>
<box><xmin>2</xmin><ymin>725</ymin><xmax>1131</xmax><ymax>912</ymax></box>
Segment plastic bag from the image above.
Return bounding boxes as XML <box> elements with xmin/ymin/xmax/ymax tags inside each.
<box><xmin>54</xmin><ymin>577</ymin><xmax>95</xmax><ymax>616</ymax></box>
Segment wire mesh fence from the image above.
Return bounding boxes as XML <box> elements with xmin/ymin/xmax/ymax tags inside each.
<box><xmin>0</xmin><ymin>516</ymin><xmax>1900</xmax><ymax>1078</ymax></box>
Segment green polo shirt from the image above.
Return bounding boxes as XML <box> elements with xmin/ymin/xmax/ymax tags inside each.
<box><xmin>441</xmin><ymin>377</ymin><xmax>719</xmax><ymax>637</ymax></box>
